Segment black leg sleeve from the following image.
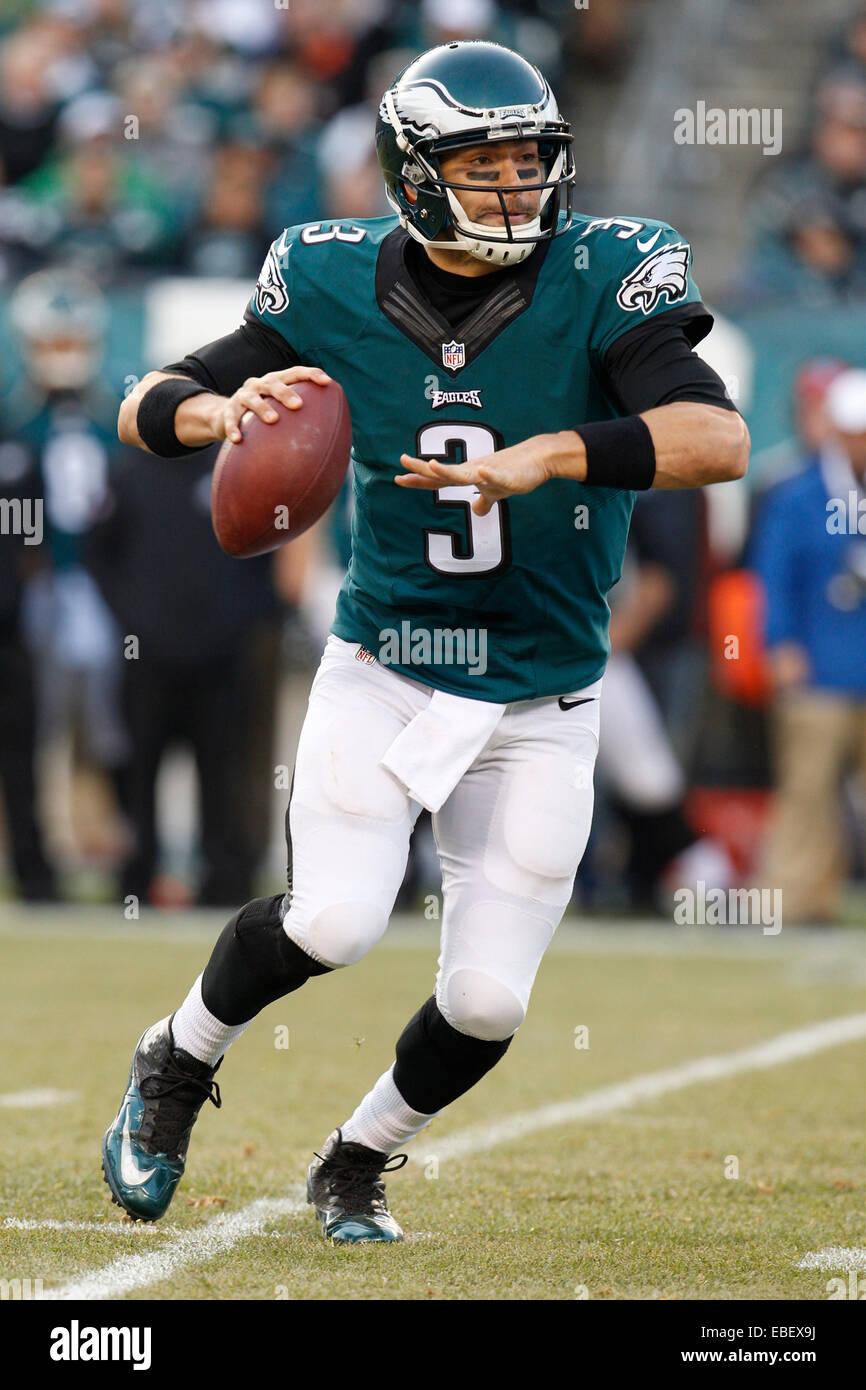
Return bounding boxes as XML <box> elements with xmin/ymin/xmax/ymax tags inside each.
<box><xmin>393</xmin><ymin>995</ymin><xmax>513</xmax><ymax>1115</ymax></box>
<box><xmin>201</xmin><ymin>893</ymin><xmax>331</xmax><ymax>1026</ymax></box>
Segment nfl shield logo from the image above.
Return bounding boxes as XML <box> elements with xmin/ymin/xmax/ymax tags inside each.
<box><xmin>442</xmin><ymin>340</ymin><xmax>465</xmax><ymax>370</ymax></box>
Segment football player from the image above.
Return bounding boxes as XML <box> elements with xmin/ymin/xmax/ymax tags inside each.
<box><xmin>103</xmin><ymin>41</ymin><xmax>749</xmax><ymax>1240</ymax></box>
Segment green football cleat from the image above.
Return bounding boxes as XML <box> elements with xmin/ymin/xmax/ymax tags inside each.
<box><xmin>307</xmin><ymin>1129</ymin><xmax>408</xmax><ymax>1243</ymax></box>
<box><xmin>101</xmin><ymin>1016</ymin><xmax>221</xmax><ymax>1222</ymax></box>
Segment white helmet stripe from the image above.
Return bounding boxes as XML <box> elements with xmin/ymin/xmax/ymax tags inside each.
<box><xmin>384</xmin><ymin>88</ymin><xmax>409</xmax><ymax>152</ymax></box>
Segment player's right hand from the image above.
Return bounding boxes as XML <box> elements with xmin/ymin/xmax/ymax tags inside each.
<box><xmin>217</xmin><ymin>366</ymin><xmax>332</xmax><ymax>444</ymax></box>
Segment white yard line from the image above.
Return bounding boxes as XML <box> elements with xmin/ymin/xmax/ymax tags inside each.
<box><xmin>412</xmin><ymin>1014</ymin><xmax>865</xmax><ymax>1164</ymax></box>
<box><xmin>2</xmin><ymin>1215</ymin><xmax>290</xmax><ymax>1238</ymax></box>
<box><xmin>3</xmin><ymin>1218</ymin><xmax>179</xmax><ymax>1235</ymax></box>
<box><xmin>40</xmin><ymin>1013</ymin><xmax>864</xmax><ymax>1300</ymax></box>
<box><xmin>41</xmin><ymin>1194</ymin><xmax>307</xmax><ymax>1300</ymax></box>
<box><xmin>0</xmin><ymin>1089</ymin><xmax>78</xmax><ymax>1109</ymax></box>
<box><xmin>795</xmin><ymin>1248</ymin><xmax>866</xmax><ymax>1273</ymax></box>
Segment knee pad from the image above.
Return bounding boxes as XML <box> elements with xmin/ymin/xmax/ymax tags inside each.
<box><xmin>437</xmin><ymin>899</ymin><xmax>554</xmax><ymax>1029</ymax></box>
<box><xmin>487</xmin><ymin>764</ymin><xmax>594</xmax><ymax>904</ymax></box>
<box><xmin>320</xmin><ymin>711</ymin><xmax>409</xmax><ymax>822</ymax></box>
<box><xmin>504</xmin><ymin>773</ymin><xmax>592</xmax><ymax>881</ymax></box>
<box><xmin>440</xmin><ymin>968</ymin><xmax>525</xmax><ymax>1041</ymax></box>
<box><xmin>393</xmin><ymin>994</ymin><xmax>512</xmax><ymax>1114</ymax></box>
<box><xmin>305</xmin><ymin>900</ymin><xmax>388</xmax><ymax>968</ymax></box>
<box><xmin>201</xmin><ymin>894</ymin><xmax>331</xmax><ymax>1025</ymax></box>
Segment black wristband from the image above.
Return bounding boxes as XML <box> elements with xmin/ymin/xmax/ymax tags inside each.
<box><xmin>575</xmin><ymin>414</ymin><xmax>656</xmax><ymax>490</ymax></box>
<box><xmin>136</xmin><ymin>377</ymin><xmax>216</xmax><ymax>458</ymax></box>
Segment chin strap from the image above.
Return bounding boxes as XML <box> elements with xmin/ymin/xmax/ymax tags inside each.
<box><xmin>401</xmin><ymin>207</ymin><xmax>542</xmax><ymax>266</ymax></box>
<box><xmin>400</xmin><ymin>216</ymin><xmax>537</xmax><ymax>267</ymax></box>
<box><xmin>445</xmin><ymin>207</ymin><xmax>543</xmax><ymax>266</ymax></box>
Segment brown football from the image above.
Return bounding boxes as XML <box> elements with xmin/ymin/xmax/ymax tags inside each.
<box><xmin>211</xmin><ymin>379</ymin><xmax>352</xmax><ymax>558</ymax></box>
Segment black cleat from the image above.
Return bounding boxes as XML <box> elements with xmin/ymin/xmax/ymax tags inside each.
<box><xmin>101</xmin><ymin>1015</ymin><xmax>221</xmax><ymax>1222</ymax></box>
<box><xmin>307</xmin><ymin>1128</ymin><xmax>408</xmax><ymax>1243</ymax></box>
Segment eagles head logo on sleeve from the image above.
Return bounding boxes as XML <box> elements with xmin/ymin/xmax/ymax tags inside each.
<box><xmin>616</xmin><ymin>242</ymin><xmax>691</xmax><ymax>315</ymax></box>
<box><xmin>254</xmin><ymin>242</ymin><xmax>290</xmax><ymax>316</ymax></box>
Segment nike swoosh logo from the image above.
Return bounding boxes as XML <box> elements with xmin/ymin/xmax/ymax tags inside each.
<box><xmin>119</xmin><ymin>1102</ymin><xmax>154</xmax><ymax>1188</ymax></box>
<box><xmin>635</xmin><ymin>228</ymin><xmax>662</xmax><ymax>253</ymax></box>
<box><xmin>558</xmin><ymin>697</ymin><xmax>596</xmax><ymax>711</ymax></box>
<box><xmin>274</xmin><ymin>230</ymin><xmax>291</xmax><ymax>258</ymax></box>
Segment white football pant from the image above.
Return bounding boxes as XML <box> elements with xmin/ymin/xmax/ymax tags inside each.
<box><xmin>281</xmin><ymin>636</ymin><xmax>600</xmax><ymax>1042</ymax></box>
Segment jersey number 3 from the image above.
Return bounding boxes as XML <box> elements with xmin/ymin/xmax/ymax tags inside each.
<box><xmin>419</xmin><ymin>423</ymin><xmax>510</xmax><ymax>577</ymax></box>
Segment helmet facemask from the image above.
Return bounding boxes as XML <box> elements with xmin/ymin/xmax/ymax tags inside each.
<box><xmin>410</xmin><ymin>132</ymin><xmax>573</xmax><ymax>266</ymax></box>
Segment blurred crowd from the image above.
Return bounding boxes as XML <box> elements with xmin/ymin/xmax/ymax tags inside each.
<box><xmin>0</xmin><ymin>0</ymin><xmax>863</xmax><ymax>923</ymax></box>
<box><xmin>735</xmin><ymin>7</ymin><xmax>866</xmax><ymax>307</ymax></box>
<box><xmin>0</xmin><ymin>0</ymin><xmax>583</xmax><ymax>286</ymax></box>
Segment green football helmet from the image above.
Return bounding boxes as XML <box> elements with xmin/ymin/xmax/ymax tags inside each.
<box><xmin>376</xmin><ymin>40</ymin><xmax>574</xmax><ymax>267</ymax></box>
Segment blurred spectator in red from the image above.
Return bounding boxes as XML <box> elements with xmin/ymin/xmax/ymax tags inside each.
<box><xmin>749</xmin><ymin>367</ymin><xmax>866</xmax><ymax>922</ymax></box>
<box><xmin>793</xmin><ymin>358</ymin><xmax>852</xmax><ymax>453</ymax></box>
<box><xmin>754</xmin><ymin>358</ymin><xmax>851</xmax><ymax>488</ymax></box>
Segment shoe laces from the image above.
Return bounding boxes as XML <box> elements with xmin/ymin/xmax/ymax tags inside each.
<box><xmin>314</xmin><ymin>1146</ymin><xmax>408</xmax><ymax>1210</ymax></box>
<box><xmin>138</xmin><ymin>1057</ymin><xmax>221</xmax><ymax>1157</ymax></box>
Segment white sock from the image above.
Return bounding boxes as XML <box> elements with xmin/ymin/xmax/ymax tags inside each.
<box><xmin>340</xmin><ymin>1065</ymin><xmax>435</xmax><ymax>1153</ymax></box>
<box><xmin>170</xmin><ymin>974</ymin><xmax>251</xmax><ymax>1067</ymax></box>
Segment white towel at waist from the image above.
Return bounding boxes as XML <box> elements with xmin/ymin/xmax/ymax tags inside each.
<box><xmin>380</xmin><ymin>689</ymin><xmax>507</xmax><ymax>812</ymax></box>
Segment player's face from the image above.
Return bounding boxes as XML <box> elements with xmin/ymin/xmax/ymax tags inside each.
<box><xmin>437</xmin><ymin>139</ymin><xmax>543</xmax><ymax>229</ymax></box>
<box><xmin>28</xmin><ymin>334</ymin><xmax>100</xmax><ymax>391</ymax></box>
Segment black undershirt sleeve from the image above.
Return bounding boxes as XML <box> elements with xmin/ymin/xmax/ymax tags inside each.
<box><xmin>160</xmin><ymin>308</ymin><xmax>301</xmax><ymax>396</ymax></box>
<box><xmin>600</xmin><ymin>303</ymin><xmax>738</xmax><ymax>416</ymax></box>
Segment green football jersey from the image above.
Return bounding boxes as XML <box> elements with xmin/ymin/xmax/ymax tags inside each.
<box><xmin>248</xmin><ymin>213</ymin><xmax>708</xmax><ymax>702</ymax></box>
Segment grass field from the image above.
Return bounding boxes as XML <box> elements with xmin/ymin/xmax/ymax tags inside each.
<box><xmin>0</xmin><ymin>908</ymin><xmax>863</xmax><ymax>1302</ymax></box>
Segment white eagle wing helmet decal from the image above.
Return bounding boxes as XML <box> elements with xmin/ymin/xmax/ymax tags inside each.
<box><xmin>391</xmin><ymin>76</ymin><xmax>559</xmax><ymax>142</ymax></box>
<box><xmin>254</xmin><ymin>239</ymin><xmax>290</xmax><ymax>316</ymax></box>
<box><xmin>616</xmin><ymin>241</ymin><xmax>691</xmax><ymax>315</ymax></box>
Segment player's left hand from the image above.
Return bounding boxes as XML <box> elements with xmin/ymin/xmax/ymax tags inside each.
<box><xmin>395</xmin><ymin>435</ymin><xmax>557</xmax><ymax>516</ymax></box>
